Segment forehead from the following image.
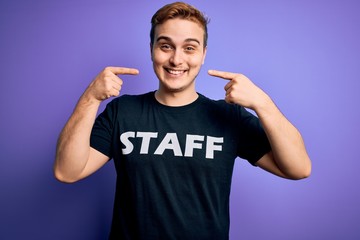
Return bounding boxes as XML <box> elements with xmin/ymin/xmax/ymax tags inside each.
<box><xmin>154</xmin><ymin>18</ymin><xmax>205</xmax><ymax>44</ymax></box>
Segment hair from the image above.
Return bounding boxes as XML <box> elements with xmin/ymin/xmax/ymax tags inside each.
<box><xmin>150</xmin><ymin>2</ymin><xmax>209</xmax><ymax>47</ymax></box>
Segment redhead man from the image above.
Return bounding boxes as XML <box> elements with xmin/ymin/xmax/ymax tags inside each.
<box><xmin>54</xmin><ymin>2</ymin><xmax>311</xmax><ymax>239</ymax></box>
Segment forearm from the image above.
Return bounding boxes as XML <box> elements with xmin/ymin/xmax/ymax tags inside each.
<box><xmin>54</xmin><ymin>92</ymin><xmax>101</xmax><ymax>182</ymax></box>
<box><xmin>207</xmin><ymin>69</ymin><xmax>311</xmax><ymax>179</ymax></box>
<box><xmin>255</xmin><ymin>96</ymin><xmax>311</xmax><ymax>179</ymax></box>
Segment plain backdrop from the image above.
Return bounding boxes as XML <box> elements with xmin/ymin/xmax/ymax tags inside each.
<box><xmin>1</xmin><ymin>0</ymin><xmax>359</xmax><ymax>239</ymax></box>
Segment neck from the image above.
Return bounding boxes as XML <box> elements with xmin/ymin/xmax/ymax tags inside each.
<box><xmin>155</xmin><ymin>89</ymin><xmax>198</xmax><ymax>107</ymax></box>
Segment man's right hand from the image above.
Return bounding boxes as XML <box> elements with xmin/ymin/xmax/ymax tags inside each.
<box><xmin>84</xmin><ymin>67</ymin><xmax>139</xmax><ymax>102</ymax></box>
<box><xmin>54</xmin><ymin>66</ymin><xmax>139</xmax><ymax>183</ymax></box>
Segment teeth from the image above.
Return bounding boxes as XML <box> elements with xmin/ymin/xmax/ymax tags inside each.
<box><xmin>168</xmin><ymin>69</ymin><xmax>185</xmax><ymax>75</ymax></box>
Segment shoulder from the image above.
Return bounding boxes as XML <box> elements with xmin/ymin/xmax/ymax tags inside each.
<box><xmin>198</xmin><ymin>93</ymin><xmax>250</xmax><ymax>118</ymax></box>
<box><xmin>112</xmin><ymin>91</ymin><xmax>153</xmax><ymax>104</ymax></box>
<box><xmin>107</xmin><ymin>91</ymin><xmax>154</xmax><ymax>110</ymax></box>
<box><xmin>198</xmin><ymin>93</ymin><xmax>228</xmax><ymax>109</ymax></box>
<box><xmin>99</xmin><ymin>92</ymin><xmax>154</xmax><ymax>119</ymax></box>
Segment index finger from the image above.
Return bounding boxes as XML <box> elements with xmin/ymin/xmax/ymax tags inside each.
<box><xmin>107</xmin><ymin>66</ymin><xmax>140</xmax><ymax>75</ymax></box>
<box><xmin>208</xmin><ymin>69</ymin><xmax>238</xmax><ymax>80</ymax></box>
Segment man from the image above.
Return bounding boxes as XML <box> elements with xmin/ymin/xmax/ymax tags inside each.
<box><xmin>54</xmin><ymin>2</ymin><xmax>311</xmax><ymax>239</ymax></box>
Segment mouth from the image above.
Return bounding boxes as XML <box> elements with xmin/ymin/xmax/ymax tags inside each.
<box><xmin>165</xmin><ymin>68</ymin><xmax>188</xmax><ymax>76</ymax></box>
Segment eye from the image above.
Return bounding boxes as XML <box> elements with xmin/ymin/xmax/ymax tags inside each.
<box><xmin>184</xmin><ymin>46</ymin><xmax>196</xmax><ymax>52</ymax></box>
<box><xmin>160</xmin><ymin>44</ymin><xmax>173</xmax><ymax>51</ymax></box>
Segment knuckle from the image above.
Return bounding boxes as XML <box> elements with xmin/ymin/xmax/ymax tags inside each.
<box><xmin>104</xmin><ymin>66</ymin><xmax>112</xmax><ymax>72</ymax></box>
<box><xmin>103</xmin><ymin>67</ymin><xmax>114</xmax><ymax>77</ymax></box>
<box><xmin>231</xmin><ymin>84</ymin><xmax>239</xmax><ymax>91</ymax></box>
<box><xmin>233</xmin><ymin>77</ymin><xmax>240</xmax><ymax>83</ymax></box>
<box><xmin>225</xmin><ymin>97</ymin><xmax>232</xmax><ymax>104</ymax></box>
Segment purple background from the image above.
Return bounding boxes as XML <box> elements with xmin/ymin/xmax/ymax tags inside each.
<box><xmin>1</xmin><ymin>0</ymin><xmax>359</xmax><ymax>239</ymax></box>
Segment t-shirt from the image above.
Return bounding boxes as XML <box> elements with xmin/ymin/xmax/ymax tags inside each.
<box><xmin>90</xmin><ymin>91</ymin><xmax>271</xmax><ymax>240</ymax></box>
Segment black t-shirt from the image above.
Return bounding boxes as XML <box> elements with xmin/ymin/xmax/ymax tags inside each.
<box><xmin>90</xmin><ymin>91</ymin><xmax>271</xmax><ymax>240</ymax></box>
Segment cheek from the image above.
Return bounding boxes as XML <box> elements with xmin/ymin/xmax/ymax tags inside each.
<box><xmin>152</xmin><ymin>50</ymin><xmax>167</xmax><ymax>65</ymax></box>
<box><xmin>188</xmin><ymin>55</ymin><xmax>205</xmax><ymax>68</ymax></box>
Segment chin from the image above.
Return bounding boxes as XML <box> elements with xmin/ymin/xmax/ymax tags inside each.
<box><xmin>162</xmin><ymin>84</ymin><xmax>186</xmax><ymax>93</ymax></box>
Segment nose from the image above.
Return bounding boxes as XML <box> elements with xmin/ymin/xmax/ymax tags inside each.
<box><xmin>169</xmin><ymin>49</ymin><xmax>183</xmax><ymax>66</ymax></box>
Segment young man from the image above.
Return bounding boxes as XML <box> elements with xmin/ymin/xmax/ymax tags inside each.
<box><xmin>54</xmin><ymin>2</ymin><xmax>311</xmax><ymax>239</ymax></box>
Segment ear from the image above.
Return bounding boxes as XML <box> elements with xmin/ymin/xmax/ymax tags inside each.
<box><xmin>150</xmin><ymin>42</ymin><xmax>154</xmax><ymax>62</ymax></box>
<box><xmin>202</xmin><ymin>46</ymin><xmax>207</xmax><ymax>65</ymax></box>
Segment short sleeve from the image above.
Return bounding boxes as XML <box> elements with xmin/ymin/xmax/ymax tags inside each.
<box><xmin>90</xmin><ymin>101</ymin><xmax>116</xmax><ymax>158</ymax></box>
<box><xmin>236</xmin><ymin>107</ymin><xmax>271</xmax><ymax>165</ymax></box>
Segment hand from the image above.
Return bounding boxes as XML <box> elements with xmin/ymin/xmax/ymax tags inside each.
<box><xmin>208</xmin><ymin>69</ymin><xmax>269</xmax><ymax>110</ymax></box>
<box><xmin>84</xmin><ymin>67</ymin><xmax>139</xmax><ymax>102</ymax></box>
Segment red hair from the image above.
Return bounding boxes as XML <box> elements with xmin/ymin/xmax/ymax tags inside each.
<box><xmin>150</xmin><ymin>2</ymin><xmax>209</xmax><ymax>47</ymax></box>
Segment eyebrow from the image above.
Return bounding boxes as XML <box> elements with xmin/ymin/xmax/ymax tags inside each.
<box><xmin>156</xmin><ymin>36</ymin><xmax>201</xmax><ymax>45</ymax></box>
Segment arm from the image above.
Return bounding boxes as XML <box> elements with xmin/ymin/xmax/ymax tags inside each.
<box><xmin>254</xmin><ymin>96</ymin><xmax>311</xmax><ymax>179</ymax></box>
<box><xmin>208</xmin><ymin>70</ymin><xmax>311</xmax><ymax>180</ymax></box>
<box><xmin>54</xmin><ymin>67</ymin><xmax>139</xmax><ymax>183</ymax></box>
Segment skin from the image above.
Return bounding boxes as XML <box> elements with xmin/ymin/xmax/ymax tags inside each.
<box><xmin>54</xmin><ymin>67</ymin><xmax>139</xmax><ymax>182</ymax></box>
<box><xmin>151</xmin><ymin>19</ymin><xmax>207</xmax><ymax>106</ymax></box>
<box><xmin>208</xmin><ymin>70</ymin><xmax>311</xmax><ymax>179</ymax></box>
<box><xmin>54</xmin><ymin>18</ymin><xmax>311</xmax><ymax>183</ymax></box>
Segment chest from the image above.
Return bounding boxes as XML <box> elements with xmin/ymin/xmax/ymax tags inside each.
<box><xmin>120</xmin><ymin>131</ymin><xmax>225</xmax><ymax>160</ymax></box>
<box><xmin>111</xmin><ymin>104</ymin><xmax>244</xmax><ymax>190</ymax></box>
<box><xmin>118</xmin><ymin>108</ymin><xmax>238</xmax><ymax>157</ymax></box>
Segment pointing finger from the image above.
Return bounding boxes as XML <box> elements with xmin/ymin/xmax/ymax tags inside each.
<box><xmin>106</xmin><ymin>66</ymin><xmax>140</xmax><ymax>75</ymax></box>
<box><xmin>208</xmin><ymin>69</ymin><xmax>238</xmax><ymax>80</ymax></box>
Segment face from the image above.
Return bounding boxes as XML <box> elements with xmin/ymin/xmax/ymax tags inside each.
<box><xmin>151</xmin><ymin>18</ymin><xmax>207</xmax><ymax>94</ymax></box>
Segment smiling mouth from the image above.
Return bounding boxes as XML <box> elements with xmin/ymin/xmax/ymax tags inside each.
<box><xmin>165</xmin><ymin>68</ymin><xmax>187</xmax><ymax>76</ymax></box>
